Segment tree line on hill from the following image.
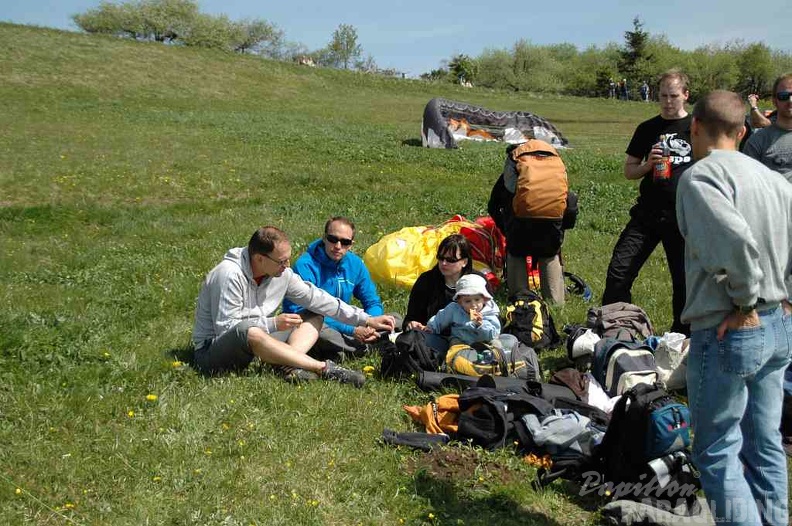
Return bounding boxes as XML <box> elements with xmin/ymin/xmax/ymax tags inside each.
<box><xmin>72</xmin><ymin>0</ymin><xmax>385</xmax><ymax>74</ymax></box>
<box><xmin>425</xmin><ymin>18</ymin><xmax>792</xmax><ymax>101</ymax></box>
<box><xmin>73</xmin><ymin>2</ymin><xmax>791</xmax><ymax>98</ymax></box>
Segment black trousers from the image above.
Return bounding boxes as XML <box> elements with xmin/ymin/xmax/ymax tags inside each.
<box><xmin>602</xmin><ymin>214</ymin><xmax>690</xmax><ymax>335</ymax></box>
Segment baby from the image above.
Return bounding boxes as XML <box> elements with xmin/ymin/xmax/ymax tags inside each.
<box><xmin>425</xmin><ymin>274</ymin><xmax>501</xmax><ymax>347</ymax></box>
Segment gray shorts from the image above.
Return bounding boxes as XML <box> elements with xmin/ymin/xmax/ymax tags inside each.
<box><xmin>193</xmin><ymin>320</ymin><xmax>291</xmax><ymax>375</ymax></box>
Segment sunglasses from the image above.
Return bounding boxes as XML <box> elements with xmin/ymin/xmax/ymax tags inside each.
<box><xmin>263</xmin><ymin>253</ymin><xmax>290</xmax><ymax>267</ymax></box>
<box><xmin>325</xmin><ymin>234</ymin><xmax>353</xmax><ymax>246</ymax></box>
<box><xmin>777</xmin><ymin>91</ymin><xmax>792</xmax><ymax>102</ymax></box>
<box><xmin>437</xmin><ymin>255</ymin><xmax>464</xmax><ymax>263</ymax></box>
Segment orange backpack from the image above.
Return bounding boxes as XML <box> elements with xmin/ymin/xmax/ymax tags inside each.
<box><xmin>511</xmin><ymin>139</ymin><xmax>568</xmax><ymax>219</ymax></box>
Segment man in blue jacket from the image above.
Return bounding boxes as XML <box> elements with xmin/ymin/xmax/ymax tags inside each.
<box><xmin>283</xmin><ymin>217</ymin><xmax>391</xmax><ymax>360</ymax></box>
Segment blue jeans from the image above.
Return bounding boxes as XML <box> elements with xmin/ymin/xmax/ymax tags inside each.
<box><xmin>687</xmin><ymin>307</ymin><xmax>792</xmax><ymax>526</ymax></box>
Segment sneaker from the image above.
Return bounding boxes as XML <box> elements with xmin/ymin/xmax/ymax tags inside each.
<box><xmin>321</xmin><ymin>360</ymin><xmax>365</xmax><ymax>388</ymax></box>
<box><xmin>274</xmin><ymin>365</ymin><xmax>319</xmax><ymax>384</ymax></box>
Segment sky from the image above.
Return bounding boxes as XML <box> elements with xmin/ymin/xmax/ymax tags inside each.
<box><xmin>1</xmin><ymin>0</ymin><xmax>790</xmax><ymax>78</ymax></box>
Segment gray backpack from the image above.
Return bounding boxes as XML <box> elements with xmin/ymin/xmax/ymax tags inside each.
<box><xmin>586</xmin><ymin>302</ymin><xmax>654</xmax><ymax>341</ymax></box>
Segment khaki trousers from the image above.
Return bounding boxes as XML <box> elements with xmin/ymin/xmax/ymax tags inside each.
<box><xmin>506</xmin><ymin>253</ymin><xmax>565</xmax><ymax>305</ymax></box>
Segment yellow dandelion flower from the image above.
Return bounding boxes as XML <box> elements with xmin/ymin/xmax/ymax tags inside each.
<box><xmin>221</xmin><ymin>423</ymin><xmax>230</xmax><ymax>430</ymax></box>
<box><xmin>428</xmin><ymin>512</ymin><xmax>435</xmax><ymax>519</ymax></box>
<box><xmin>127</xmin><ymin>410</ymin><xmax>135</xmax><ymax>418</ymax></box>
<box><xmin>194</xmin><ymin>469</ymin><xmax>202</xmax><ymax>474</ymax></box>
<box><xmin>15</xmin><ymin>488</ymin><xmax>21</xmax><ymax>495</ymax></box>
<box><xmin>269</xmin><ymin>494</ymin><xmax>276</xmax><ymax>501</ymax></box>
<box><xmin>399</xmin><ymin>520</ymin><xmax>405</xmax><ymax>525</ymax></box>
<box><xmin>204</xmin><ymin>449</ymin><xmax>212</xmax><ymax>455</ymax></box>
<box><xmin>171</xmin><ymin>360</ymin><xmax>183</xmax><ymax>368</ymax></box>
<box><xmin>362</xmin><ymin>365</ymin><xmax>375</xmax><ymax>376</ymax></box>
<box><xmin>146</xmin><ymin>394</ymin><xmax>158</xmax><ymax>402</ymax></box>
<box><xmin>478</xmin><ymin>476</ymin><xmax>484</xmax><ymax>482</ymax></box>
<box><xmin>102</xmin><ymin>352</ymin><xmax>111</xmax><ymax>359</ymax></box>
<box><xmin>152</xmin><ymin>476</ymin><xmax>162</xmax><ymax>482</ymax></box>
<box><xmin>310</xmin><ymin>500</ymin><xmax>319</xmax><ymax>507</ymax></box>
<box><xmin>64</xmin><ymin>503</ymin><xmax>75</xmax><ymax>509</ymax></box>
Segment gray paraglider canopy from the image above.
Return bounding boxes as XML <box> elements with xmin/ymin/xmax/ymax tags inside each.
<box><xmin>421</xmin><ymin>97</ymin><xmax>569</xmax><ymax>149</ymax></box>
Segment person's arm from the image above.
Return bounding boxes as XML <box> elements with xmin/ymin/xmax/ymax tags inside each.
<box><xmin>624</xmin><ymin>153</ymin><xmax>656</xmax><ymax>180</ymax></box>
<box><xmin>403</xmin><ymin>272</ymin><xmax>431</xmax><ymax>330</ymax></box>
<box><xmin>425</xmin><ymin>305</ymin><xmax>452</xmax><ymax>334</ymax></box>
<box><xmin>748</xmin><ymin>94</ymin><xmax>772</xmax><ymax>129</ymax></box>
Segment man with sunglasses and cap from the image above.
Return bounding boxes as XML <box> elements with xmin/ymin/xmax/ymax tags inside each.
<box><xmin>744</xmin><ymin>73</ymin><xmax>792</xmax><ymax>181</ymax></box>
<box><xmin>192</xmin><ymin>225</ymin><xmax>396</xmax><ymax>386</ymax></box>
<box><xmin>283</xmin><ymin>217</ymin><xmax>398</xmax><ymax>361</ymax></box>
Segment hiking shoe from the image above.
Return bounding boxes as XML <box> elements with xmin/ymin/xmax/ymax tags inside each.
<box><xmin>321</xmin><ymin>360</ymin><xmax>365</xmax><ymax>388</ymax></box>
<box><xmin>274</xmin><ymin>365</ymin><xmax>319</xmax><ymax>384</ymax></box>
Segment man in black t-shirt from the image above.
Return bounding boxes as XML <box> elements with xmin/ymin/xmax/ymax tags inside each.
<box><xmin>602</xmin><ymin>70</ymin><xmax>693</xmax><ymax>335</ymax></box>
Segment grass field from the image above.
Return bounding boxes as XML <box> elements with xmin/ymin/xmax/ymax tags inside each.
<box><xmin>0</xmin><ymin>22</ymin><xmax>725</xmax><ymax>525</ymax></box>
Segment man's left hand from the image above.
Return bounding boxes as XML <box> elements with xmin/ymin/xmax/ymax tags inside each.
<box><xmin>366</xmin><ymin>315</ymin><xmax>396</xmax><ymax>333</ymax></box>
<box><xmin>717</xmin><ymin>310</ymin><xmax>760</xmax><ymax>340</ymax></box>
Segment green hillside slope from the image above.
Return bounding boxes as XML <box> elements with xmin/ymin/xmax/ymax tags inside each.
<box><xmin>0</xmin><ymin>23</ymin><xmax>692</xmax><ymax>526</ymax></box>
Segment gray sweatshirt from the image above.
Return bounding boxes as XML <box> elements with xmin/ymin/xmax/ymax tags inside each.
<box><xmin>192</xmin><ymin>247</ymin><xmax>369</xmax><ymax>347</ymax></box>
<box><xmin>676</xmin><ymin>150</ymin><xmax>792</xmax><ymax>330</ymax></box>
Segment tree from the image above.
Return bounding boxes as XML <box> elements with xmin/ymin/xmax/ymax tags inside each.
<box><xmin>618</xmin><ymin>16</ymin><xmax>654</xmax><ymax>90</ymax></box>
<box><xmin>448</xmin><ymin>54</ymin><xmax>477</xmax><ymax>84</ymax></box>
<box><xmin>355</xmin><ymin>54</ymin><xmax>377</xmax><ymax>73</ymax></box>
<box><xmin>138</xmin><ymin>0</ymin><xmax>199</xmax><ymax>42</ymax></box>
<box><xmin>476</xmin><ymin>48</ymin><xmax>517</xmax><ymax>90</ymax></box>
<box><xmin>180</xmin><ymin>12</ymin><xmax>235</xmax><ymax>50</ymax></box>
<box><xmin>687</xmin><ymin>44</ymin><xmax>739</xmax><ymax>100</ymax></box>
<box><xmin>327</xmin><ymin>24</ymin><xmax>362</xmax><ymax>70</ymax></box>
<box><xmin>73</xmin><ymin>0</ymin><xmax>198</xmax><ymax>42</ymax></box>
<box><xmin>736</xmin><ymin>43</ymin><xmax>775</xmax><ymax>96</ymax></box>
<box><xmin>230</xmin><ymin>19</ymin><xmax>283</xmax><ymax>56</ymax></box>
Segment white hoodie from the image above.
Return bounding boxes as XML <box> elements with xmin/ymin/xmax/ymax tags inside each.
<box><xmin>192</xmin><ymin>247</ymin><xmax>369</xmax><ymax>348</ymax></box>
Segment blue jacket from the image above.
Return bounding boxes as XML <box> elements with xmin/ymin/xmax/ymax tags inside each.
<box><xmin>426</xmin><ymin>300</ymin><xmax>501</xmax><ymax>344</ymax></box>
<box><xmin>282</xmin><ymin>238</ymin><xmax>383</xmax><ymax>335</ymax></box>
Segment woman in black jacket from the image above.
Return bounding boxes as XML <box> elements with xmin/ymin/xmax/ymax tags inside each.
<box><xmin>402</xmin><ymin>234</ymin><xmax>475</xmax><ymax>354</ymax></box>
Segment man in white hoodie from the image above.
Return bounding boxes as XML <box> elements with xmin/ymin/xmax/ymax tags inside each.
<box><xmin>192</xmin><ymin>226</ymin><xmax>396</xmax><ymax>386</ymax></box>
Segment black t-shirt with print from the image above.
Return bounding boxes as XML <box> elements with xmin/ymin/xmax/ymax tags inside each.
<box><xmin>626</xmin><ymin>114</ymin><xmax>693</xmax><ymax>218</ymax></box>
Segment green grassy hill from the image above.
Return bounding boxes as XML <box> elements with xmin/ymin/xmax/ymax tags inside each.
<box><xmin>0</xmin><ymin>22</ymin><xmax>682</xmax><ymax>525</ymax></box>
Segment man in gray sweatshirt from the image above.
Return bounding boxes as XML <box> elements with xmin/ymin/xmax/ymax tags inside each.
<box><xmin>192</xmin><ymin>226</ymin><xmax>396</xmax><ymax>386</ymax></box>
<box><xmin>677</xmin><ymin>90</ymin><xmax>792</xmax><ymax>526</ymax></box>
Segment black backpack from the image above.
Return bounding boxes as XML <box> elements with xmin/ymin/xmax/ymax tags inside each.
<box><xmin>456</xmin><ymin>385</ymin><xmax>554</xmax><ymax>450</ymax></box>
<box><xmin>502</xmin><ymin>289</ymin><xmax>560</xmax><ymax>351</ymax></box>
<box><xmin>596</xmin><ymin>383</ymin><xmax>692</xmax><ymax>485</ymax></box>
<box><xmin>379</xmin><ymin>330</ymin><xmax>440</xmax><ymax>379</ymax></box>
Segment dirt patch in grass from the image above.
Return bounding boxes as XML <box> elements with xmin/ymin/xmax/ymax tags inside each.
<box><xmin>405</xmin><ymin>447</ymin><xmax>522</xmax><ymax>485</ymax></box>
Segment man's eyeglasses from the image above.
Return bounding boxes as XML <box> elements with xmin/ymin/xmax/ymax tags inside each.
<box><xmin>437</xmin><ymin>255</ymin><xmax>463</xmax><ymax>263</ymax></box>
<box><xmin>777</xmin><ymin>91</ymin><xmax>792</xmax><ymax>102</ymax></box>
<box><xmin>263</xmin><ymin>253</ymin><xmax>290</xmax><ymax>267</ymax></box>
<box><xmin>325</xmin><ymin>234</ymin><xmax>354</xmax><ymax>246</ymax></box>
